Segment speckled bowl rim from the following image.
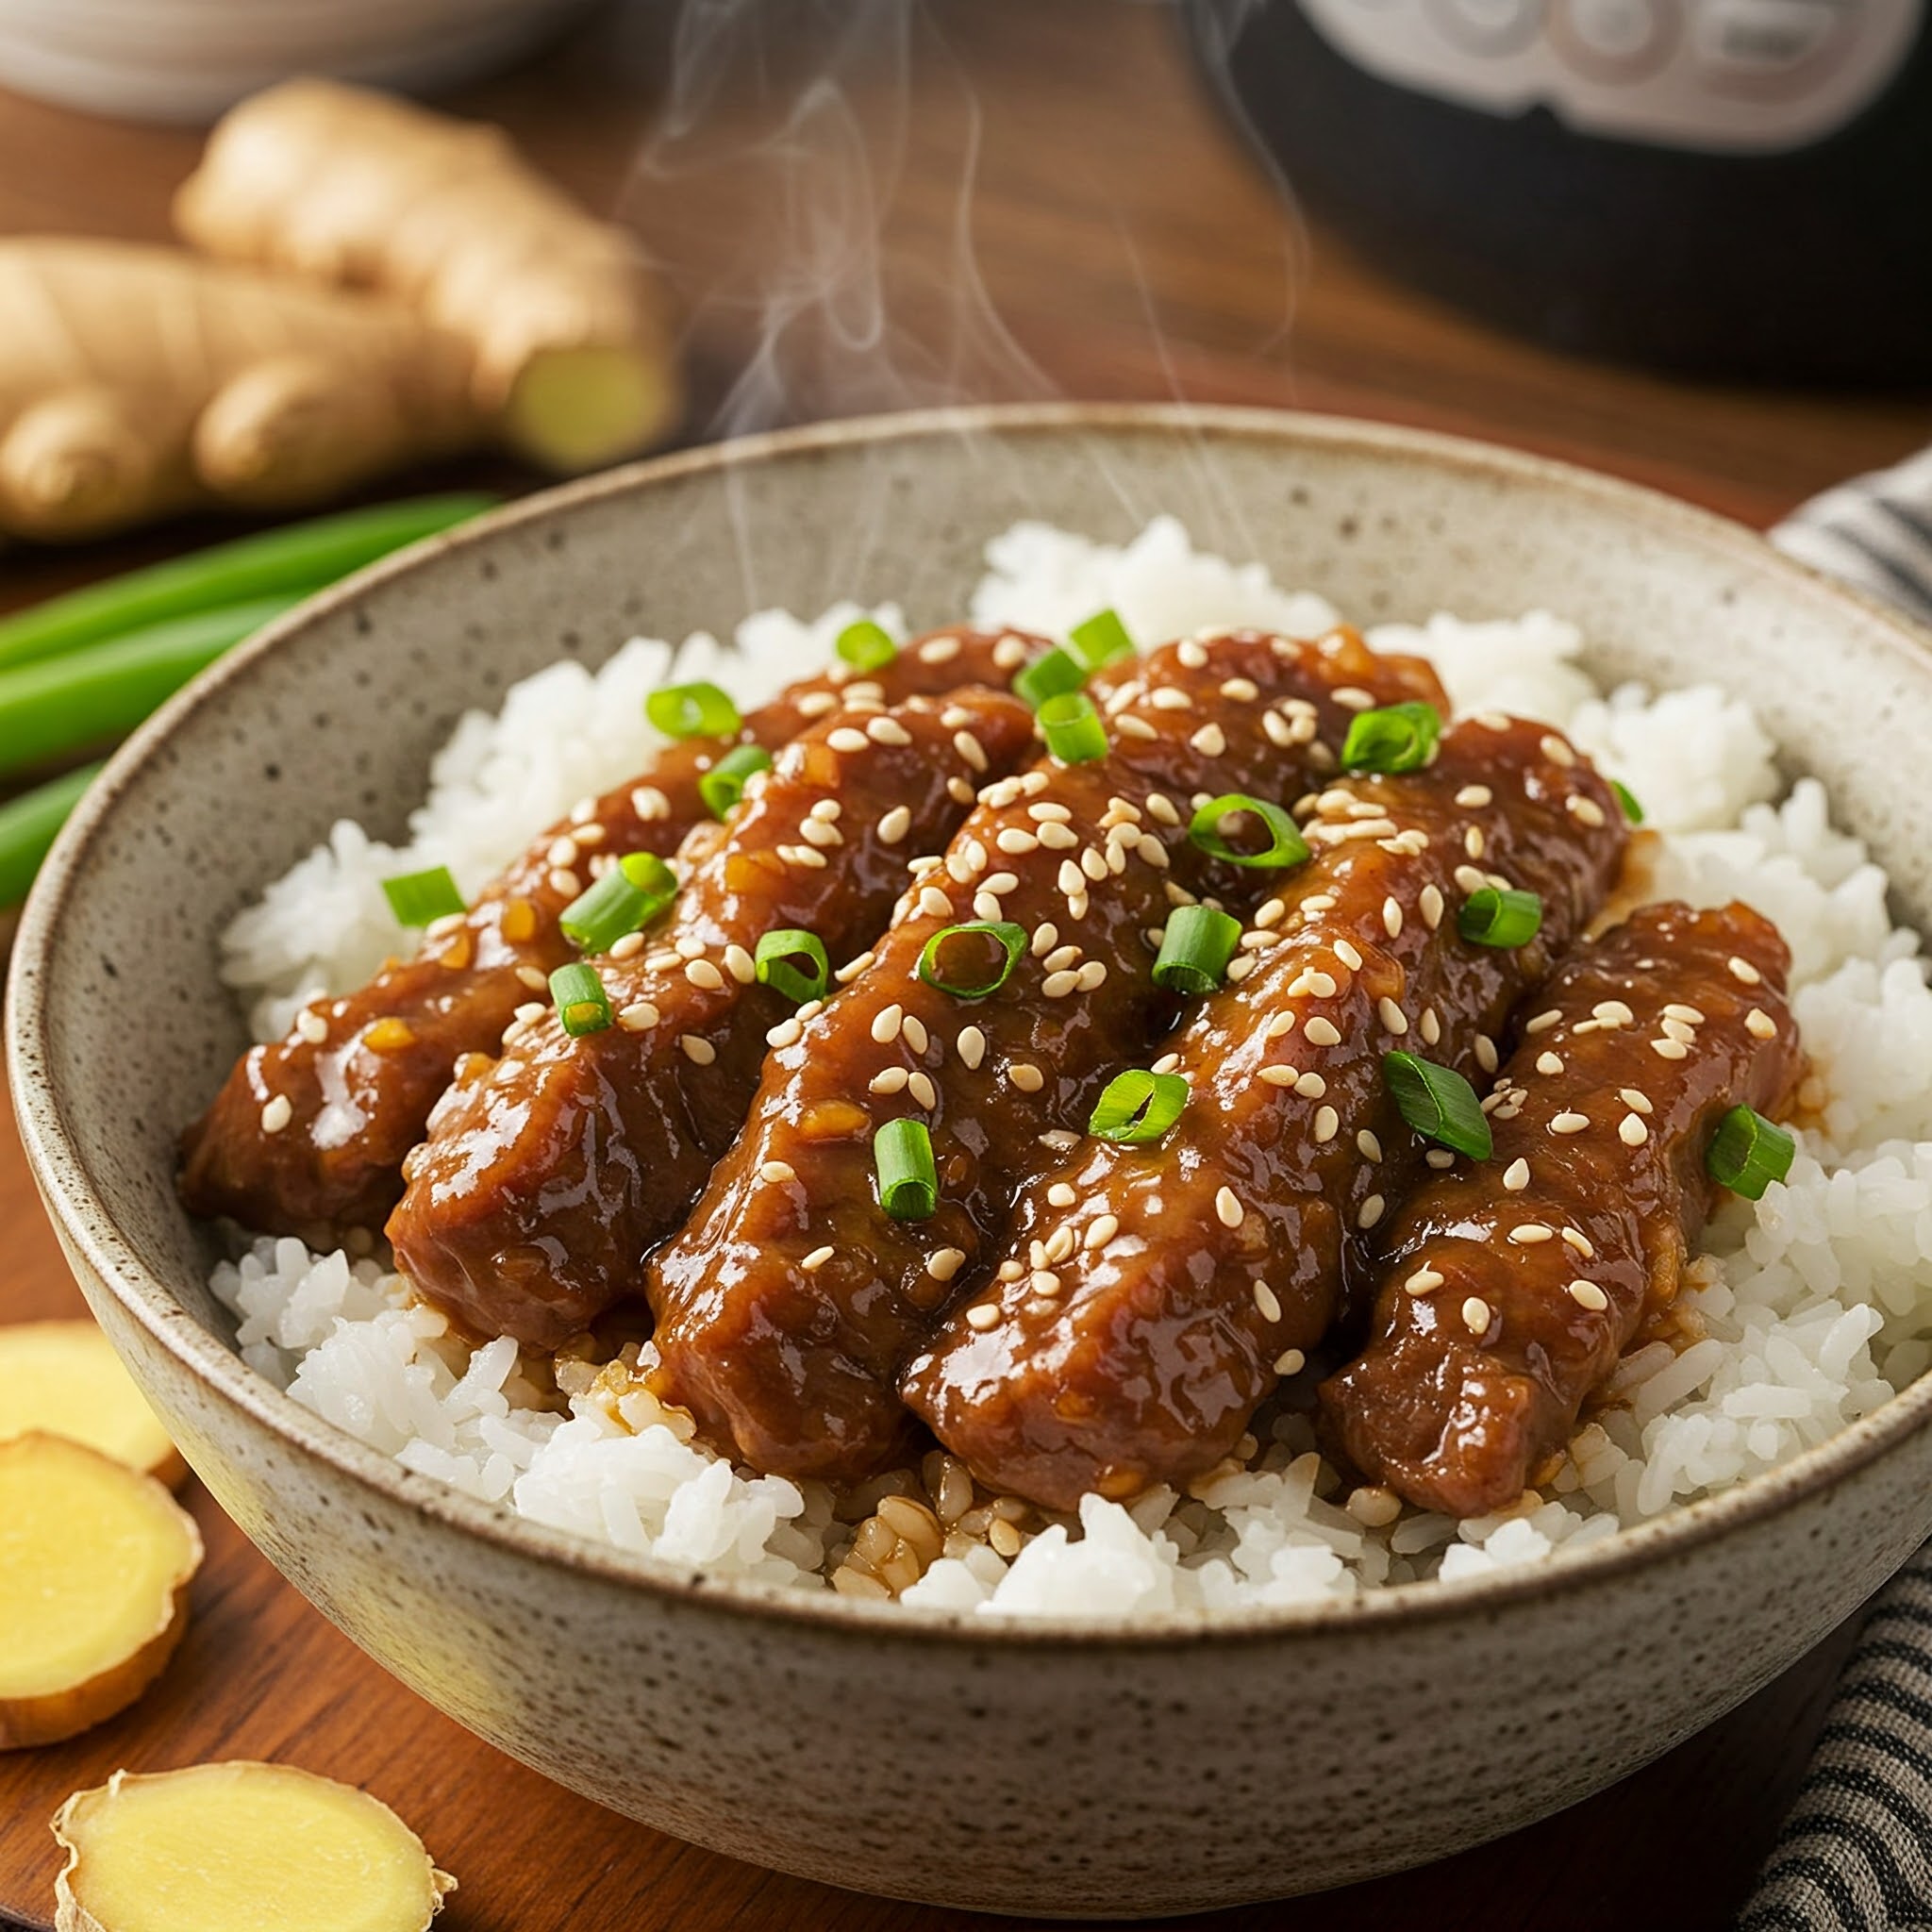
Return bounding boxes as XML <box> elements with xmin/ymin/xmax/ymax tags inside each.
<box><xmin>12</xmin><ymin>401</ymin><xmax>1932</xmax><ymax>1651</ymax></box>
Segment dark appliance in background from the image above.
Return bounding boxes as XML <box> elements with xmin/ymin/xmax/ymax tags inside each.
<box><xmin>1186</xmin><ymin>0</ymin><xmax>1932</xmax><ymax>386</ymax></box>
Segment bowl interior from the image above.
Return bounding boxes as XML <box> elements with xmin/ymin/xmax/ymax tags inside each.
<box><xmin>13</xmin><ymin>403</ymin><xmax>1932</xmax><ymax>1631</ymax></box>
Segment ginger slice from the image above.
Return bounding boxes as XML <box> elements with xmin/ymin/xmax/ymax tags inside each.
<box><xmin>0</xmin><ymin>1321</ymin><xmax>186</xmax><ymax>1487</ymax></box>
<box><xmin>0</xmin><ymin>1434</ymin><xmax>202</xmax><ymax>1749</ymax></box>
<box><xmin>52</xmin><ymin>1762</ymin><xmax>455</xmax><ymax>1932</ymax></box>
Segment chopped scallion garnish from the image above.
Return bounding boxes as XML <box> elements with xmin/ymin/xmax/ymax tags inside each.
<box><xmin>698</xmin><ymin>743</ymin><xmax>774</xmax><ymax>819</ymax></box>
<box><xmin>1383</xmin><ymin>1052</ymin><xmax>1491</xmax><ymax>1160</ymax></box>
<box><xmin>1153</xmin><ymin>904</ymin><xmax>1241</xmax><ymax>994</ymax></box>
<box><xmin>1188</xmin><ymin>793</ymin><xmax>1308</xmax><ymax>870</ymax></box>
<box><xmin>1612</xmin><ymin>779</ymin><xmax>1644</xmax><ymax>824</ymax></box>
<box><xmin>382</xmin><ymin>866</ymin><xmax>465</xmax><ymax>927</ymax></box>
<box><xmin>1089</xmin><ymin>1068</ymin><xmax>1190</xmax><ymax>1143</ymax></box>
<box><xmin>646</xmin><ymin>680</ymin><xmax>741</xmax><ymax>741</ymax></box>
<box><xmin>756</xmin><ymin>927</ymin><xmax>828</xmax><ymax>1005</ymax></box>
<box><xmin>1067</xmin><ymin>607</ymin><xmax>1135</xmax><ymax>674</ymax></box>
<box><xmin>874</xmin><ymin>1117</ymin><xmax>938</xmax><ymax>1220</ymax></box>
<box><xmin>549</xmin><ymin>960</ymin><xmax>613</xmax><ymax>1038</ymax></box>
<box><xmin>1341</xmin><ymin>701</ymin><xmax>1442</xmax><ymax>774</ymax></box>
<box><xmin>918</xmin><ymin>921</ymin><xmax>1026</xmax><ymax>999</ymax></box>
<box><xmin>1706</xmin><ymin>1106</ymin><xmax>1794</xmax><ymax>1200</ymax></box>
<box><xmin>558</xmin><ymin>852</ymin><xmax>677</xmax><ymax>954</ymax></box>
<box><xmin>835</xmin><ymin>618</ymin><xmax>898</xmax><ymax>672</ymax></box>
<box><xmin>1014</xmin><ymin>647</ymin><xmax>1087</xmax><ymax>710</ymax></box>
<box><xmin>1039</xmin><ymin>691</ymin><xmax>1108</xmax><ymax>765</ymax></box>
<box><xmin>1457</xmin><ymin>887</ymin><xmax>1543</xmax><ymax>949</ymax></box>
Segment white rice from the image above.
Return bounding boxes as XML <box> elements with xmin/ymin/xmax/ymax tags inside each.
<box><xmin>207</xmin><ymin>514</ymin><xmax>1932</xmax><ymax>1619</ymax></box>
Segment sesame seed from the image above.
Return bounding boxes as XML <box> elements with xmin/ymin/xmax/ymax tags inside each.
<box><xmin>1464</xmin><ymin>825</ymin><xmax>1486</xmax><ymax>859</ymax></box>
<box><xmin>260</xmin><ymin>1094</ymin><xmax>292</xmax><ymax>1134</ymax></box>
<box><xmin>1728</xmin><ymin>956</ymin><xmax>1763</xmax><ymax>985</ymax></box>
<box><xmin>1612</xmin><ymin>1113</ymin><xmax>1648</xmax><ymax>1149</ymax></box>
<box><xmin>1149</xmin><ymin>687</ymin><xmax>1191</xmax><ymax>710</ymax></box>
<box><xmin>876</xmin><ymin>806</ymin><xmax>911</xmax><ymax>845</ymax></box>
<box><xmin>1462</xmin><ymin>1296</ymin><xmax>1491</xmax><ymax>1336</ymax></box>
<box><xmin>1746</xmin><ymin>1008</ymin><xmax>1777</xmax><ymax>1040</ymax></box>
<box><xmin>548</xmin><ymin>867</ymin><xmax>581</xmax><ymax>898</ymax></box>
<box><xmin>1378</xmin><ymin>997</ymin><xmax>1409</xmax><ymax>1036</ymax></box>
<box><xmin>1252</xmin><ymin>1279</ymin><xmax>1281</xmax><ymax>1322</ymax></box>
<box><xmin>1536</xmin><ymin>1052</ymin><xmax>1564</xmax><ymax>1076</ymax></box>
<box><xmin>1567</xmin><ymin>1279</ymin><xmax>1609</xmax><ymax>1312</ymax></box>
<box><xmin>920</xmin><ymin>886</ymin><xmax>955</xmax><ymax>922</ymax></box>
<box><xmin>1567</xmin><ymin>795</ymin><xmax>1607</xmax><ymax>827</ymax></box>
<box><xmin>1176</xmin><ymin>640</ymin><xmax>1208</xmax><ymax>670</ymax></box>
<box><xmin>515</xmin><ymin>965</ymin><xmax>547</xmax><ymax>991</ymax></box>
<box><xmin>1085</xmin><ymin>1213</ymin><xmax>1120</xmax><ymax>1250</ymax></box>
<box><xmin>760</xmin><ymin>1159</ymin><xmax>797</xmax><ymax>1184</ymax></box>
<box><xmin>1260</xmin><ymin>1067</ymin><xmax>1296</xmax><ymax>1087</ymax></box>
<box><xmin>1221</xmin><ymin>676</ymin><xmax>1259</xmax><ymax>702</ymax></box>
<box><xmin>1307</xmin><ymin>970</ymin><xmax>1340</xmax><ymax>999</ymax></box>
<box><xmin>1382</xmin><ymin>897</ymin><xmax>1403</xmax><ymax>939</ymax></box>
<box><xmin>1215</xmin><ymin>1186</ymin><xmax>1244</xmax><ymax>1229</ymax></box>
<box><xmin>608</xmin><ymin>931</ymin><xmax>646</xmax><ymax>963</ymax></box>
<box><xmin>958</xmin><ymin>1025</ymin><xmax>987</xmax><ymax>1071</ymax></box>
<box><xmin>920</xmin><ymin>636</ymin><xmax>959</xmax><ymax>664</ymax></box>
<box><xmin>1594</xmin><ymin>1000</ymin><xmax>1636</xmax><ymax>1026</ymax></box>
<box><xmin>1036</xmin><ymin>822</ymin><xmax>1080</xmax><ymax>853</ymax></box>
<box><xmin>998</xmin><ymin>1260</ymin><xmax>1025</xmax><ymax>1281</ymax></box>
<box><xmin>965</xmin><ymin>1303</ymin><xmax>1001</xmax><ymax>1330</ymax></box>
<box><xmin>680</xmin><ymin>1035</ymin><xmax>716</xmax><ymax>1065</ymax></box>
<box><xmin>827</xmin><ymin>726</ymin><xmax>868</xmax><ymax>754</ymax></box>
<box><xmin>1618</xmin><ymin>1088</ymin><xmax>1653</xmax><ymax>1115</ymax></box>
<box><xmin>1274</xmin><ymin>1348</ymin><xmax>1307</xmax><ymax>1375</ymax></box>
<box><xmin>1509</xmin><ymin>1223</ymin><xmax>1554</xmax><ymax>1244</ymax></box>
<box><xmin>1058</xmin><ymin>859</ymin><xmax>1085</xmax><ymax>897</ymax></box>
<box><xmin>1190</xmin><ymin>722</ymin><xmax>1228</xmax><ymax>757</ymax></box>
<box><xmin>1524</xmin><ymin>1009</ymin><xmax>1562</xmax><ymax>1035</ymax></box>
<box><xmin>685</xmin><ymin>958</ymin><xmax>725</xmax><ymax>991</ymax></box>
<box><xmin>1453</xmin><ymin>864</ymin><xmax>1488</xmax><ymax>896</ymax></box>
<box><xmin>1079</xmin><ymin>845</ymin><xmax>1109</xmax><ymax>882</ymax></box>
<box><xmin>866</xmin><ymin>715</ymin><xmax>911</xmax><ymax>747</ymax></box>
<box><xmin>1030</xmin><ymin>1270</ymin><xmax>1062</xmax><ymax>1296</ymax></box>
<box><xmin>1266</xmin><ymin>1011</ymin><xmax>1297</xmax><ymax>1039</ymax></box>
<box><xmin>632</xmin><ymin>784</ymin><xmax>671</xmax><ymax>821</ymax></box>
<box><xmin>1551</xmin><ymin>1111</ymin><xmax>1590</xmax><ymax>1135</ymax></box>
<box><xmin>1425</xmin><ymin>1148</ymin><xmax>1457</xmax><ymax>1168</ymax></box>
<box><xmin>294</xmin><ymin>1008</ymin><xmax>328</xmax><ymax>1044</ymax></box>
<box><xmin>1306</xmin><ymin>1018</ymin><xmax>1342</xmax><ymax>1047</ymax></box>
<box><xmin>1474</xmin><ymin>1035</ymin><xmax>1498</xmax><ymax>1074</ymax></box>
<box><xmin>1357</xmin><ymin>1130</ymin><xmax>1382</xmax><ymax>1161</ymax></box>
<box><xmin>1406</xmin><ymin>1267</ymin><xmax>1445</xmax><ymax>1296</ymax></box>
<box><xmin>1117</xmin><ymin>715</ymin><xmax>1158</xmax><ymax>741</ymax></box>
<box><xmin>953</xmin><ymin>731</ymin><xmax>988</xmax><ymax>773</ymax></box>
<box><xmin>996</xmin><ymin>828</ymin><xmax>1040</xmax><ymax>856</ymax></box>
<box><xmin>801</xmin><ymin>818</ymin><xmax>841</xmax><ymax>848</ymax></box>
<box><xmin>1293</xmin><ymin>1072</ymin><xmax>1327</xmax><ymax>1098</ymax></box>
<box><xmin>1540</xmin><ymin>733</ymin><xmax>1576</xmax><ymax>767</ymax></box>
<box><xmin>1456</xmin><ymin>785</ymin><xmax>1493</xmax><ymax>808</ymax></box>
<box><xmin>993</xmin><ymin>635</ymin><xmax>1028</xmax><ymax>670</ymax></box>
<box><xmin>1562</xmin><ymin>1228</ymin><xmax>1595</xmax><ymax>1257</ymax></box>
<box><xmin>1154</xmin><ymin>1053</ymin><xmax>1184</xmax><ymax>1077</ymax></box>
<box><xmin>1503</xmin><ymin>1158</ymin><xmax>1530</xmax><ymax>1191</ymax></box>
<box><xmin>908</xmin><ymin>1072</ymin><xmax>938</xmax><ymax>1108</ymax></box>
<box><xmin>802</xmin><ymin>1245</ymin><xmax>835</xmax><ymax>1273</ymax></box>
<box><xmin>836</xmin><ymin>951</ymin><xmax>874</xmax><ymax>984</ymax></box>
<box><xmin>1420</xmin><ymin>884</ymin><xmax>1445</xmax><ymax>930</ymax></box>
<box><xmin>1333</xmin><ymin>685</ymin><xmax>1375</xmax><ymax>710</ymax></box>
<box><xmin>972</xmin><ymin>892</ymin><xmax>1002</xmax><ymax>921</ymax></box>
<box><xmin>1420</xmin><ymin>1008</ymin><xmax>1442</xmax><ymax>1046</ymax></box>
<box><xmin>1042</xmin><ymin>969</ymin><xmax>1080</xmax><ymax>999</ymax></box>
<box><xmin>872</xmin><ymin>1005</ymin><xmax>904</xmax><ymax>1044</ymax></box>
<box><xmin>1046</xmin><ymin>1182</ymin><xmax>1078</xmax><ymax>1208</ymax></box>
<box><xmin>1651</xmin><ymin>1037</ymin><xmax>1690</xmax><ymax>1060</ymax></box>
<box><xmin>924</xmin><ymin>1247</ymin><xmax>968</xmax><ymax>1284</ymax></box>
<box><xmin>902</xmin><ymin>1014</ymin><xmax>929</xmax><ymax>1053</ymax></box>
<box><xmin>1076</xmin><ymin>960</ymin><xmax>1108</xmax><ymax>991</ymax></box>
<box><xmin>791</xmin><ymin>845</ymin><xmax>830</xmax><ymax>871</ymax></box>
<box><xmin>1009</xmin><ymin>1062</ymin><xmax>1044</xmax><ymax>1093</ymax></box>
<box><xmin>1358</xmin><ymin>1194</ymin><xmax>1385</xmax><ymax>1229</ymax></box>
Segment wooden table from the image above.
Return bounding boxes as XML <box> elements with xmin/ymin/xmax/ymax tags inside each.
<box><xmin>2</xmin><ymin>4</ymin><xmax>1926</xmax><ymax>1925</ymax></box>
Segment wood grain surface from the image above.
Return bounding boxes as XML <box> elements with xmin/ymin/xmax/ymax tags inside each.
<box><xmin>2</xmin><ymin>2</ymin><xmax>1925</xmax><ymax>1925</ymax></box>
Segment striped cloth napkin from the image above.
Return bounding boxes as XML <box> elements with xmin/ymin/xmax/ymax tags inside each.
<box><xmin>1735</xmin><ymin>448</ymin><xmax>1932</xmax><ymax>1930</ymax></box>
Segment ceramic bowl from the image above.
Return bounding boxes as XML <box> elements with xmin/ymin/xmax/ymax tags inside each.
<box><xmin>13</xmin><ymin>405</ymin><xmax>1932</xmax><ymax>1918</ymax></box>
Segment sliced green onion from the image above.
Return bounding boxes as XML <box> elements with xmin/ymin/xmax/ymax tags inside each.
<box><xmin>0</xmin><ymin>760</ymin><xmax>101</xmax><ymax>909</ymax></box>
<box><xmin>1038</xmin><ymin>691</ymin><xmax>1108</xmax><ymax>765</ymax></box>
<box><xmin>559</xmin><ymin>851</ymin><xmax>677</xmax><ymax>953</ymax></box>
<box><xmin>382</xmin><ymin>865</ymin><xmax>465</xmax><ymax>927</ymax></box>
<box><xmin>1383</xmin><ymin>1052</ymin><xmax>1492</xmax><ymax>1160</ymax></box>
<box><xmin>0</xmin><ymin>492</ymin><xmax>495</xmax><ymax>675</ymax></box>
<box><xmin>1067</xmin><ymin>607</ymin><xmax>1135</xmax><ymax>674</ymax></box>
<box><xmin>1153</xmin><ymin>904</ymin><xmax>1242</xmax><ymax>994</ymax></box>
<box><xmin>1188</xmin><ymin>793</ymin><xmax>1309</xmax><ymax>870</ymax></box>
<box><xmin>1014</xmin><ymin>647</ymin><xmax>1087</xmax><ymax>710</ymax></box>
<box><xmin>918</xmin><ymin>920</ymin><xmax>1026</xmax><ymax>998</ymax></box>
<box><xmin>836</xmin><ymin>619</ymin><xmax>898</xmax><ymax>672</ymax></box>
<box><xmin>1457</xmin><ymin>887</ymin><xmax>1543</xmax><ymax>949</ymax></box>
<box><xmin>1612</xmin><ymin>779</ymin><xmax>1645</xmax><ymax>824</ymax></box>
<box><xmin>1089</xmin><ymin>1069</ymin><xmax>1190</xmax><ymax>1144</ymax></box>
<box><xmin>1341</xmin><ymin>701</ymin><xmax>1442</xmax><ymax>774</ymax></box>
<box><xmin>756</xmin><ymin>928</ymin><xmax>828</xmax><ymax>1005</ymax></box>
<box><xmin>698</xmin><ymin>743</ymin><xmax>774</xmax><ymax>819</ymax></box>
<box><xmin>549</xmin><ymin>960</ymin><xmax>613</xmax><ymax>1038</ymax></box>
<box><xmin>0</xmin><ymin>595</ymin><xmax>305</xmax><ymax>779</ymax></box>
<box><xmin>646</xmin><ymin>680</ymin><xmax>741</xmax><ymax>740</ymax></box>
<box><xmin>1706</xmin><ymin>1106</ymin><xmax>1795</xmax><ymax>1200</ymax></box>
<box><xmin>874</xmin><ymin>1117</ymin><xmax>938</xmax><ymax>1221</ymax></box>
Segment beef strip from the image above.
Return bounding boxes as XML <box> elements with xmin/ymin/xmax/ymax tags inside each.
<box><xmin>177</xmin><ymin>625</ymin><xmax>1046</xmax><ymax>1241</ymax></box>
<box><xmin>901</xmin><ymin>715</ymin><xmax>1627</xmax><ymax>1511</ymax></box>
<box><xmin>645</xmin><ymin>627</ymin><xmax>1448</xmax><ymax>1482</ymax></box>
<box><xmin>1319</xmin><ymin>898</ymin><xmax>1799</xmax><ymax>1518</ymax></box>
<box><xmin>387</xmin><ymin>686</ymin><xmax>1035</xmax><ymax>1348</ymax></box>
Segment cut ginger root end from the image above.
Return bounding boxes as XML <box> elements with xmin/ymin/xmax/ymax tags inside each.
<box><xmin>175</xmin><ymin>78</ymin><xmax>681</xmax><ymax>472</ymax></box>
<box><xmin>0</xmin><ymin>1434</ymin><xmax>201</xmax><ymax>1749</ymax></box>
<box><xmin>0</xmin><ymin>1321</ymin><xmax>186</xmax><ymax>1487</ymax></box>
<box><xmin>52</xmin><ymin>1762</ymin><xmax>455</xmax><ymax>1932</ymax></box>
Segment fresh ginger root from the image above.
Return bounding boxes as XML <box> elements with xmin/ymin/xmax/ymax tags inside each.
<box><xmin>0</xmin><ymin>1434</ymin><xmax>202</xmax><ymax>1749</ymax></box>
<box><xmin>176</xmin><ymin>78</ymin><xmax>682</xmax><ymax>474</ymax></box>
<box><xmin>0</xmin><ymin>1321</ymin><xmax>186</xmax><ymax>1487</ymax></box>
<box><xmin>0</xmin><ymin>240</ymin><xmax>482</xmax><ymax>541</ymax></box>
<box><xmin>52</xmin><ymin>1762</ymin><xmax>455</xmax><ymax>1932</ymax></box>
